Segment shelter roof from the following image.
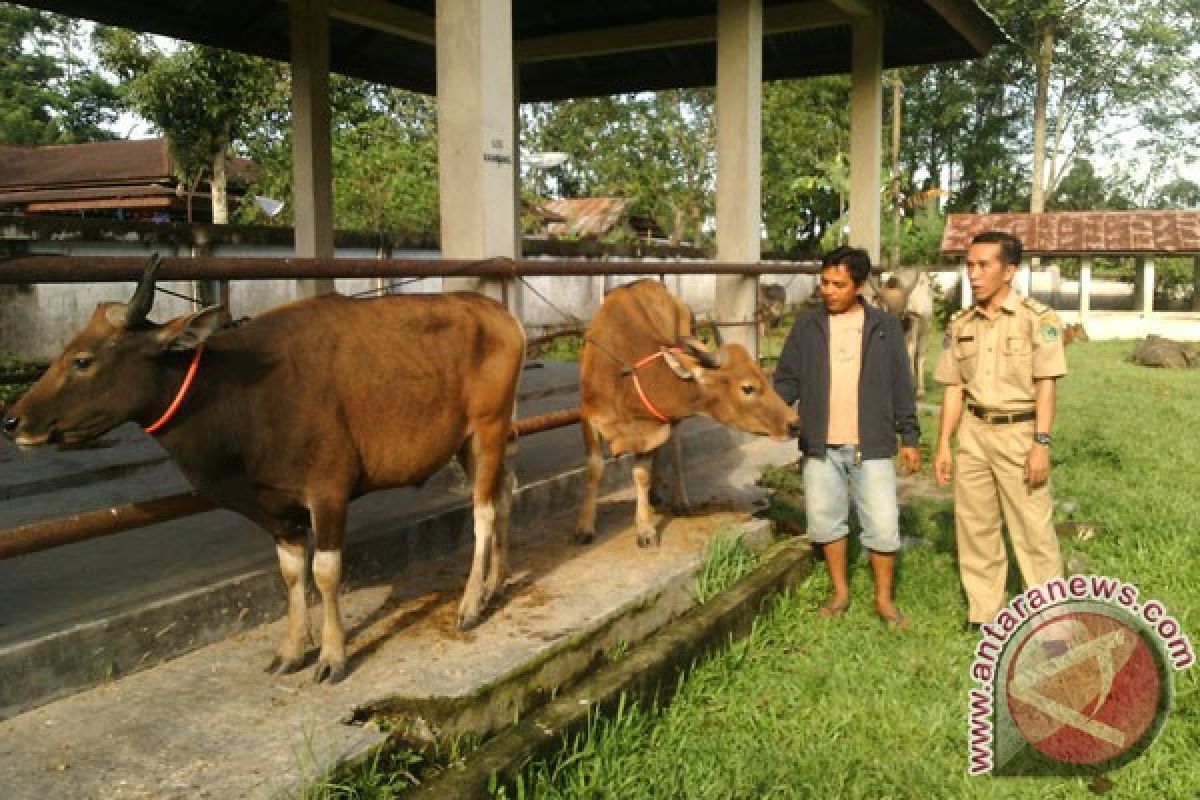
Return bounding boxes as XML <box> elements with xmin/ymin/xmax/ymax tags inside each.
<box><xmin>19</xmin><ymin>1</ymin><xmax>1003</xmax><ymax>102</ymax></box>
<box><xmin>940</xmin><ymin>212</ymin><xmax>1200</xmax><ymax>257</ymax></box>
<box><xmin>543</xmin><ymin>198</ymin><xmax>628</xmax><ymax>238</ymax></box>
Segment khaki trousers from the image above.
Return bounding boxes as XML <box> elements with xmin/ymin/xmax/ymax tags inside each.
<box><xmin>954</xmin><ymin>414</ymin><xmax>1063</xmax><ymax>623</ymax></box>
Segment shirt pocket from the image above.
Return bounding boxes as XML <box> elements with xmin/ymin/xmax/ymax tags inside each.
<box><xmin>953</xmin><ymin>337</ymin><xmax>979</xmax><ymax>381</ymax></box>
<box><xmin>1004</xmin><ymin>335</ymin><xmax>1034</xmax><ymax>382</ymax></box>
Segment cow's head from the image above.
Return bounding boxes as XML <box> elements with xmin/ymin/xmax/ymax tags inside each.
<box><xmin>3</xmin><ymin>256</ymin><xmax>221</xmax><ymax>447</ymax></box>
<box><xmin>663</xmin><ymin>339</ymin><xmax>797</xmax><ymax>440</ymax></box>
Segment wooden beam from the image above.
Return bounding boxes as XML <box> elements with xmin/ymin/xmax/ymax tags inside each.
<box><xmin>515</xmin><ymin>1</ymin><xmax>850</xmax><ymax>63</ymax></box>
<box><xmin>827</xmin><ymin>0</ymin><xmax>871</xmax><ymax>17</ymax></box>
<box><xmin>328</xmin><ymin>0</ymin><xmax>436</xmax><ymax>44</ymax></box>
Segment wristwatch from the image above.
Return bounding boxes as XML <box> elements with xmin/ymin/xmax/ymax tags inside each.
<box><xmin>1033</xmin><ymin>432</ymin><xmax>1052</xmax><ymax>446</ymax></box>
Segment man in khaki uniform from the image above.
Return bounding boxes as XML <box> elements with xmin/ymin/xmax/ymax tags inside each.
<box><xmin>933</xmin><ymin>231</ymin><xmax>1067</xmax><ymax>629</ymax></box>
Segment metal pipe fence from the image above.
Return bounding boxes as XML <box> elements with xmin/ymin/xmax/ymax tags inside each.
<box><xmin>0</xmin><ymin>254</ymin><xmax>799</xmax><ymax>562</ymax></box>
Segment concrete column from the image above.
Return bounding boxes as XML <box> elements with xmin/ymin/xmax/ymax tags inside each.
<box><xmin>1141</xmin><ymin>257</ymin><xmax>1155</xmax><ymax>315</ymax></box>
<box><xmin>848</xmin><ymin>1</ymin><xmax>883</xmax><ymax>265</ymax></box>
<box><xmin>959</xmin><ymin>263</ymin><xmax>972</xmax><ymax>308</ymax></box>
<box><xmin>714</xmin><ymin>0</ymin><xmax>763</xmax><ymax>357</ymax></box>
<box><xmin>437</xmin><ymin>0</ymin><xmax>517</xmax><ymax>304</ymax></box>
<box><xmin>289</xmin><ymin>0</ymin><xmax>335</xmax><ymax>297</ymax></box>
<box><xmin>1079</xmin><ymin>258</ymin><xmax>1092</xmax><ymax>317</ymax></box>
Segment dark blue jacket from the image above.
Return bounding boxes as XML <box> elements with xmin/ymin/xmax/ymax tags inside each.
<box><xmin>773</xmin><ymin>299</ymin><xmax>919</xmax><ymax>459</ymax></box>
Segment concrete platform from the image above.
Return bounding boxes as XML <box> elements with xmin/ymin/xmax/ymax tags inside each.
<box><xmin>0</xmin><ymin>435</ymin><xmax>798</xmax><ymax>800</ymax></box>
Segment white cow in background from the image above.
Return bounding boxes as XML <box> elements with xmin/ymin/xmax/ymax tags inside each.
<box><xmin>865</xmin><ymin>268</ymin><xmax>934</xmax><ymax>399</ymax></box>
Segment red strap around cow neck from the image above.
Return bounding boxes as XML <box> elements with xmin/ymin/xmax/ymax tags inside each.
<box><xmin>630</xmin><ymin>348</ymin><xmax>682</xmax><ymax>424</ymax></box>
<box><xmin>143</xmin><ymin>345</ymin><xmax>204</xmax><ymax>435</ymax></box>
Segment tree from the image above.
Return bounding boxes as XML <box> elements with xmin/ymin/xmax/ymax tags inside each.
<box><xmin>761</xmin><ymin>76</ymin><xmax>850</xmax><ymax>253</ymax></box>
<box><xmin>94</xmin><ymin>29</ymin><xmax>286</xmax><ymax>222</ymax></box>
<box><xmin>522</xmin><ymin>90</ymin><xmax>715</xmax><ymax>245</ymax></box>
<box><xmin>985</xmin><ymin>0</ymin><xmax>1200</xmax><ymax>212</ymax></box>
<box><xmin>0</xmin><ymin>5</ymin><xmax>119</xmax><ymax>145</ymax></box>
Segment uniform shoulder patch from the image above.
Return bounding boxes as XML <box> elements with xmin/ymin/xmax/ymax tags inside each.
<box><xmin>1022</xmin><ymin>296</ymin><xmax>1051</xmax><ymax>316</ymax></box>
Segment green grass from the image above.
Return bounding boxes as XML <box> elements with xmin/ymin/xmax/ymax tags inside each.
<box><xmin>692</xmin><ymin>529</ymin><xmax>761</xmax><ymax>604</ymax></box>
<box><xmin>491</xmin><ymin>339</ymin><xmax>1200</xmax><ymax>799</ymax></box>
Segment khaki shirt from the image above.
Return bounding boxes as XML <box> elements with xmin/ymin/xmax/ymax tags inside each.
<box><xmin>934</xmin><ymin>290</ymin><xmax>1067</xmax><ymax>411</ymax></box>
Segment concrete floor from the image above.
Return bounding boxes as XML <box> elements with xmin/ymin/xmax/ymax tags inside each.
<box><xmin>0</xmin><ymin>432</ymin><xmax>797</xmax><ymax>800</ymax></box>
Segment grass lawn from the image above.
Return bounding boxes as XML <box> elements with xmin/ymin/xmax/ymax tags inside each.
<box><xmin>493</xmin><ymin>339</ymin><xmax>1200</xmax><ymax>799</ymax></box>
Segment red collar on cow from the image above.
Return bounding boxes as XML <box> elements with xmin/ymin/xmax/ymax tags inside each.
<box><xmin>630</xmin><ymin>348</ymin><xmax>683</xmax><ymax>424</ymax></box>
<box><xmin>144</xmin><ymin>345</ymin><xmax>205</xmax><ymax>435</ymax></box>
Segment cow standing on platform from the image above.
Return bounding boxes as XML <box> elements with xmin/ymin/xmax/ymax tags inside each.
<box><xmin>3</xmin><ymin>257</ymin><xmax>525</xmax><ymax>683</ymax></box>
<box><xmin>576</xmin><ymin>280</ymin><xmax>797</xmax><ymax>547</ymax></box>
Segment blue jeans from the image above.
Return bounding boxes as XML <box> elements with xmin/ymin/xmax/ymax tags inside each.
<box><xmin>803</xmin><ymin>445</ymin><xmax>901</xmax><ymax>553</ymax></box>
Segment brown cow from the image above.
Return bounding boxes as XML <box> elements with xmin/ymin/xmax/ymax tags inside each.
<box><xmin>576</xmin><ymin>280</ymin><xmax>797</xmax><ymax>547</ymax></box>
<box><xmin>1064</xmin><ymin>322</ymin><xmax>1090</xmax><ymax>345</ymax></box>
<box><xmin>3</xmin><ymin>257</ymin><xmax>524</xmax><ymax>683</ymax></box>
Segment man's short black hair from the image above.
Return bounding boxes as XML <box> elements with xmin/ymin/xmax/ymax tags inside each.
<box><xmin>821</xmin><ymin>245</ymin><xmax>872</xmax><ymax>286</ymax></box>
<box><xmin>970</xmin><ymin>230</ymin><xmax>1023</xmax><ymax>266</ymax></box>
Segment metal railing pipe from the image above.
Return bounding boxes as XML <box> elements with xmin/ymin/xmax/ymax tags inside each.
<box><xmin>0</xmin><ymin>407</ymin><xmax>585</xmax><ymax>561</ymax></box>
<box><xmin>0</xmin><ymin>255</ymin><xmax>822</xmax><ymax>283</ymax></box>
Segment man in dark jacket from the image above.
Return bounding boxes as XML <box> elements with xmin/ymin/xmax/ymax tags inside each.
<box><xmin>773</xmin><ymin>246</ymin><xmax>921</xmax><ymax>627</ymax></box>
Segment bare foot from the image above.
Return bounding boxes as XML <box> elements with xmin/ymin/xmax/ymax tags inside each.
<box><xmin>818</xmin><ymin>598</ymin><xmax>851</xmax><ymax>618</ymax></box>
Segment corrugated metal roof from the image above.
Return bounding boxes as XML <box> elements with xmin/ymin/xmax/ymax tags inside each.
<box><xmin>543</xmin><ymin>197</ymin><xmax>628</xmax><ymax>238</ymax></box>
<box><xmin>940</xmin><ymin>212</ymin><xmax>1200</xmax><ymax>256</ymax></box>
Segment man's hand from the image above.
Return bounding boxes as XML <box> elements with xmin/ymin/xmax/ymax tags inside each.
<box><xmin>899</xmin><ymin>445</ymin><xmax>922</xmax><ymax>475</ymax></box>
<box><xmin>934</xmin><ymin>444</ymin><xmax>954</xmax><ymax>486</ymax></box>
<box><xmin>1025</xmin><ymin>442</ymin><xmax>1050</xmax><ymax>488</ymax></box>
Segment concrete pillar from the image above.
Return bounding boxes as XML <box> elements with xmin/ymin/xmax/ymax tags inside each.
<box><xmin>1141</xmin><ymin>257</ymin><xmax>1155</xmax><ymax>315</ymax></box>
<box><xmin>714</xmin><ymin>0</ymin><xmax>763</xmax><ymax>357</ymax></box>
<box><xmin>289</xmin><ymin>0</ymin><xmax>335</xmax><ymax>297</ymax></box>
<box><xmin>1079</xmin><ymin>258</ymin><xmax>1092</xmax><ymax>317</ymax></box>
<box><xmin>848</xmin><ymin>1</ymin><xmax>883</xmax><ymax>265</ymax></box>
<box><xmin>959</xmin><ymin>263</ymin><xmax>972</xmax><ymax>309</ymax></box>
<box><xmin>437</xmin><ymin>0</ymin><xmax>517</xmax><ymax>304</ymax></box>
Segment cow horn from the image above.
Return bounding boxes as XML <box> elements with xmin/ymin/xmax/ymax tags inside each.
<box><xmin>125</xmin><ymin>254</ymin><xmax>162</xmax><ymax>328</ymax></box>
<box><xmin>683</xmin><ymin>337</ymin><xmax>727</xmax><ymax>369</ymax></box>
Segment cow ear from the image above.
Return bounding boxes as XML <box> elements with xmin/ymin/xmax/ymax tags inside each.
<box><xmin>157</xmin><ymin>306</ymin><xmax>222</xmax><ymax>352</ymax></box>
<box><xmin>661</xmin><ymin>348</ymin><xmax>700</xmax><ymax>380</ymax></box>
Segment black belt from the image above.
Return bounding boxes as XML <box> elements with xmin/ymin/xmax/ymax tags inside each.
<box><xmin>967</xmin><ymin>404</ymin><xmax>1035</xmax><ymax>425</ymax></box>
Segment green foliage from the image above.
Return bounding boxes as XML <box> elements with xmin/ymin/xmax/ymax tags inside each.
<box><xmin>692</xmin><ymin>531</ymin><xmax>760</xmax><ymax>604</ymax></box>
<box><xmin>762</xmin><ymin>76</ymin><xmax>850</xmax><ymax>253</ymax></box>
<box><xmin>522</xmin><ymin>90</ymin><xmax>715</xmax><ymax>245</ymax></box>
<box><xmin>301</xmin><ymin>746</ymin><xmax>424</xmax><ymax>800</ymax></box>
<box><xmin>0</xmin><ymin>6</ymin><xmax>120</xmax><ymax>145</ymax></box>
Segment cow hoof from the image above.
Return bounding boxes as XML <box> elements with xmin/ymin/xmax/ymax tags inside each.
<box><xmin>572</xmin><ymin>530</ymin><xmax>594</xmax><ymax>546</ymax></box>
<box><xmin>457</xmin><ymin>610</ymin><xmax>482</xmax><ymax>631</ymax></box>
<box><xmin>313</xmin><ymin>658</ymin><xmax>346</xmax><ymax>685</ymax></box>
<box><xmin>637</xmin><ymin>530</ymin><xmax>660</xmax><ymax>548</ymax></box>
<box><xmin>265</xmin><ymin>654</ymin><xmax>306</xmax><ymax>676</ymax></box>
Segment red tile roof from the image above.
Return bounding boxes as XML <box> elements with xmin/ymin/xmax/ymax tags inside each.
<box><xmin>940</xmin><ymin>211</ymin><xmax>1200</xmax><ymax>256</ymax></box>
<box><xmin>543</xmin><ymin>197</ymin><xmax>628</xmax><ymax>238</ymax></box>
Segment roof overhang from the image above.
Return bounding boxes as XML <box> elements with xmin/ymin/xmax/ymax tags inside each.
<box><xmin>16</xmin><ymin>0</ymin><xmax>1003</xmax><ymax>101</ymax></box>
